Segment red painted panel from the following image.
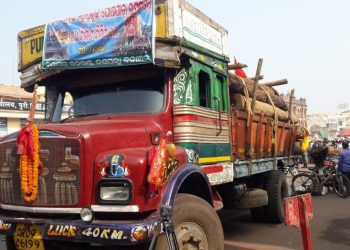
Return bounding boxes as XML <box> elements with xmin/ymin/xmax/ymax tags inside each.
<box><xmin>284</xmin><ymin>193</ymin><xmax>313</xmax><ymax>227</ymax></box>
<box><xmin>202</xmin><ymin>165</ymin><xmax>224</xmax><ymax>174</ymax></box>
<box><xmin>174</xmin><ymin>115</ymin><xmax>229</xmax><ymax>126</ymax></box>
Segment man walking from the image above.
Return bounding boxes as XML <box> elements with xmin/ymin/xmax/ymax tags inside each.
<box><xmin>300</xmin><ymin>128</ymin><xmax>310</xmax><ymax>168</ymax></box>
<box><xmin>338</xmin><ymin>141</ymin><xmax>350</xmax><ymax>179</ymax></box>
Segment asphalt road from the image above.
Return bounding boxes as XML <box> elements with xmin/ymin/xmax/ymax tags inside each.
<box><xmin>1</xmin><ymin>192</ymin><xmax>349</xmax><ymax>250</ymax></box>
<box><xmin>222</xmin><ymin>191</ymin><xmax>350</xmax><ymax>250</ymax></box>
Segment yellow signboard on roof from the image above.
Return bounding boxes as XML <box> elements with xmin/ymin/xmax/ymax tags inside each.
<box><xmin>18</xmin><ymin>25</ymin><xmax>45</xmax><ymax>71</ymax></box>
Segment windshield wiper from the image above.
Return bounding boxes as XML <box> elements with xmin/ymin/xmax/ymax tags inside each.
<box><xmin>60</xmin><ymin>113</ymin><xmax>100</xmax><ymax>123</ymax></box>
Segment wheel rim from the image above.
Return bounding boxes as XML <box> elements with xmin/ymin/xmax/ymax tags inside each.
<box><xmin>293</xmin><ymin>175</ymin><xmax>314</xmax><ymax>193</ymax></box>
<box><xmin>176</xmin><ymin>221</ymin><xmax>209</xmax><ymax>250</ymax></box>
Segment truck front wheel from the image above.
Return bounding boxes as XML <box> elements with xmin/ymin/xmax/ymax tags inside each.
<box><xmin>156</xmin><ymin>193</ymin><xmax>224</xmax><ymax>250</ymax></box>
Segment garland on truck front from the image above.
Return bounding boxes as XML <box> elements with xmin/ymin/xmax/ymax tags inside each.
<box><xmin>18</xmin><ymin>124</ymin><xmax>40</xmax><ymax>202</ymax></box>
<box><xmin>16</xmin><ymin>85</ymin><xmax>41</xmax><ymax>202</ymax></box>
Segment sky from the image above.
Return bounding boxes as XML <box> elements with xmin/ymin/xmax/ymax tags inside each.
<box><xmin>1</xmin><ymin>0</ymin><xmax>350</xmax><ymax>114</ymax></box>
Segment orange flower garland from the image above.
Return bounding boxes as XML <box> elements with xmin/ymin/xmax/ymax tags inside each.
<box><xmin>20</xmin><ymin>124</ymin><xmax>40</xmax><ymax>202</ymax></box>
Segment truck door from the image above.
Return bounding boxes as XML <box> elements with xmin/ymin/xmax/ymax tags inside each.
<box><xmin>173</xmin><ymin>59</ymin><xmax>231</xmax><ymax>166</ymax></box>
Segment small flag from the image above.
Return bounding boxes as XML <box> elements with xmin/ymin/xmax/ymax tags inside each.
<box><xmin>234</xmin><ymin>57</ymin><xmax>247</xmax><ymax>78</ymax></box>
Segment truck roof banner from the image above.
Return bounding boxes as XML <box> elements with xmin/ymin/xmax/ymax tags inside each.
<box><xmin>42</xmin><ymin>0</ymin><xmax>154</xmax><ymax>69</ymax></box>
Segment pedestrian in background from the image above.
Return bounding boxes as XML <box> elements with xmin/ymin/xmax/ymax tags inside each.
<box><xmin>300</xmin><ymin>127</ymin><xmax>310</xmax><ymax>168</ymax></box>
<box><xmin>309</xmin><ymin>140</ymin><xmax>314</xmax><ymax>150</ymax></box>
<box><xmin>310</xmin><ymin>140</ymin><xmax>329</xmax><ymax>168</ymax></box>
<box><xmin>338</xmin><ymin>141</ymin><xmax>350</xmax><ymax>179</ymax></box>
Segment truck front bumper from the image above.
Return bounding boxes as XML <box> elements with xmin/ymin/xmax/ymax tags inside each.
<box><xmin>0</xmin><ymin>215</ymin><xmax>159</xmax><ymax>245</ymax></box>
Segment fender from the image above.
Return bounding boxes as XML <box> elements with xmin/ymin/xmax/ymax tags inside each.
<box><xmin>160</xmin><ymin>164</ymin><xmax>213</xmax><ymax>208</ymax></box>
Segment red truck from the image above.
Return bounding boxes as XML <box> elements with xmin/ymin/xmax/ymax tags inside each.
<box><xmin>0</xmin><ymin>0</ymin><xmax>300</xmax><ymax>249</ymax></box>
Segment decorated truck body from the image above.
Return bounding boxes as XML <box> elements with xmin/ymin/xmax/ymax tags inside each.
<box><xmin>0</xmin><ymin>0</ymin><xmax>300</xmax><ymax>249</ymax></box>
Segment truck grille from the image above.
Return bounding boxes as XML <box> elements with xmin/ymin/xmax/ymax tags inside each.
<box><xmin>0</xmin><ymin>137</ymin><xmax>80</xmax><ymax>206</ymax></box>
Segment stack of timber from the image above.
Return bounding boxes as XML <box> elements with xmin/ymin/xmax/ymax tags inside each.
<box><xmin>229</xmin><ymin>74</ymin><xmax>298</xmax><ymax>123</ymax></box>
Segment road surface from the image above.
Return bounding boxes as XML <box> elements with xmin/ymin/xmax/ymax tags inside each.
<box><xmin>222</xmin><ymin>191</ymin><xmax>350</xmax><ymax>250</ymax></box>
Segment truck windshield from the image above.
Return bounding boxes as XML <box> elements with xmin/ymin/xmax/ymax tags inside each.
<box><xmin>49</xmin><ymin>76</ymin><xmax>165</xmax><ymax>122</ymax></box>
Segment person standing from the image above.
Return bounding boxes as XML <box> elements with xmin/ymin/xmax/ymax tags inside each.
<box><xmin>338</xmin><ymin>141</ymin><xmax>350</xmax><ymax>179</ymax></box>
<box><xmin>300</xmin><ymin>128</ymin><xmax>310</xmax><ymax>168</ymax></box>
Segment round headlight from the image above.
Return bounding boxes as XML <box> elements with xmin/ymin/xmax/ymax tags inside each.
<box><xmin>80</xmin><ymin>207</ymin><xmax>93</xmax><ymax>222</ymax></box>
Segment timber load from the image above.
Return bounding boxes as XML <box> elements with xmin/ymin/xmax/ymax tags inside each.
<box><xmin>229</xmin><ymin>74</ymin><xmax>298</xmax><ymax>123</ymax></box>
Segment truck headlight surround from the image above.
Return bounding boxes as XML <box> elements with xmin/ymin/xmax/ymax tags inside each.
<box><xmin>80</xmin><ymin>207</ymin><xmax>94</xmax><ymax>222</ymax></box>
<box><xmin>97</xmin><ymin>179</ymin><xmax>133</xmax><ymax>204</ymax></box>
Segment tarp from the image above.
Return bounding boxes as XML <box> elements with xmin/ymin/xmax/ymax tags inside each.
<box><xmin>42</xmin><ymin>0</ymin><xmax>154</xmax><ymax>69</ymax></box>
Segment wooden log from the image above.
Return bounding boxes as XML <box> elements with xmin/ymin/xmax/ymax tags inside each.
<box><xmin>263</xmin><ymin>79</ymin><xmax>288</xmax><ymax>87</ymax></box>
<box><xmin>251</xmin><ymin>58</ymin><xmax>263</xmax><ymax>114</ymax></box>
<box><xmin>288</xmin><ymin>89</ymin><xmax>295</xmax><ymax>120</ymax></box>
<box><xmin>248</xmin><ymin>75</ymin><xmax>264</xmax><ymax>81</ymax></box>
<box><xmin>229</xmin><ymin>74</ymin><xmax>278</xmax><ymax>96</ymax></box>
<box><xmin>228</xmin><ymin>63</ymin><xmax>247</xmax><ymax>70</ymax></box>
<box><xmin>232</xmin><ymin>94</ymin><xmax>299</xmax><ymax>123</ymax></box>
<box><xmin>257</xmin><ymin>91</ymin><xmax>288</xmax><ymax>111</ymax></box>
<box><xmin>229</xmin><ymin>74</ymin><xmax>288</xmax><ymax>111</ymax></box>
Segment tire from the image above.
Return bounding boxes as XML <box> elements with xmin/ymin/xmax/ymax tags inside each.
<box><xmin>237</xmin><ymin>188</ymin><xmax>268</xmax><ymax>208</ymax></box>
<box><xmin>333</xmin><ymin>173</ymin><xmax>350</xmax><ymax>198</ymax></box>
<box><xmin>156</xmin><ymin>193</ymin><xmax>224</xmax><ymax>250</ymax></box>
<box><xmin>291</xmin><ymin>173</ymin><xmax>316</xmax><ymax>195</ymax></box>
<box><xmin>263</xmin><ymin>170</ymin><xmax>288</xmax><ymax>223</ymax></box>
<box><xmin>250</xmin><ymin>174</ymin><xmax>267</xmax><ymax>222</ymax></box>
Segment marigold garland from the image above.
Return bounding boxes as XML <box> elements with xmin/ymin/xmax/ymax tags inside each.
<box><xmin>20</xmin><ymin>124</ymin><xmax>40</xmax><ymax>202</ymax></box>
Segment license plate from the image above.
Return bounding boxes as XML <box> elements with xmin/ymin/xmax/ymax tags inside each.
<box><xmin>13</xmin><ymin>224</ymin><xmax>45</xmax><ymax>250</ymax></box>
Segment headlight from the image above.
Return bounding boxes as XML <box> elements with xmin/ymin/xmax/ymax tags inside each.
<box><xmin>80</xmin><ymin>207</ymin><xmax>93</xmax><ymax>222</ymax></box>
<box><xmin>98</xmin><ymin>180</ymin><xmax>132</xmax><ymax>204</ymax></box>
<box><xmin>100</xmin><ymin>186</ymin><xmax>129</xmax><ymax>201</ymax></box>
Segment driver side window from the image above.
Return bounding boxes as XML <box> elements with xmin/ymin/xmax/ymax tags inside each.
<box><xmin>199</xmin><ymin>71</ymin><xmax>211</xmax><ymax>108</ymax></box>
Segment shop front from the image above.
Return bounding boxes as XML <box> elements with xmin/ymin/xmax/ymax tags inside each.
<box><xmin>0</xmin><ymin>84</ymin><xmax>45</xmax><ymax>137</ymax></box>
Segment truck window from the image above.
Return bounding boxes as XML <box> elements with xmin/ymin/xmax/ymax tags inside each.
<box><xmin>49</xmin><ymin>76</ymin><xmax>165</xmax><ymax>122</ymax></box>
<box><xmin>216</xmin><ymin>76</ymin><xmax>227</xmax><ymax>112</ymax></box>
<box><xmin>199</xmin><ymin>71</ymin><xmax>211</xmax><ymax>108</ymax></box>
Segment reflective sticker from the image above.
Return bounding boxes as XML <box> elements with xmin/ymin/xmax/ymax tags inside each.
<box><xmin>82</xmin><ymin>227</ymin><xmax>126</xmax><ymax>240</ymax></box>
<box><xmin>47</xmin><ymin>224</ymin><xmax>77</xmax><ymax>237</ymax></box>
<box><xmin>131</xmin><ymin>226</ymin><xmax>148</xmax><ymax>241</ymax></box>
<box><xmin>0</xmin><ymin>220</ymin><xmax>11</xmax><ymax>231</ymax></box>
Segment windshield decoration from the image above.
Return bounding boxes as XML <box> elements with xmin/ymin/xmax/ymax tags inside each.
<box><xmin>42</xmin><ymin>0</ymin><xmax>154</xmax><ymax>69</ymax></box>
<box><xmin>99</xmin><ymin>154</ymin><xmax>131</xmax><ymax>178</ymax></box>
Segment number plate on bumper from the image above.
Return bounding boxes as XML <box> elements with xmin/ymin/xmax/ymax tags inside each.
<box><xmin>14</xmin><ymin>224</ymin><xmax>45</xmax><ymax>250</ymax></box>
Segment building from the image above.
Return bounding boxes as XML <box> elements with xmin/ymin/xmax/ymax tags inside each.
<box><xmin>310</xmin><ymin>124</ymin><xmax>329</xmax><ymax>140</ymax></box>
<box><xmin>281</xmin><ymin>92</ymin><xmax>308</xmax><ymax>127</ymax></box>
<box><xmin>0</xmin><ymin>84</ymin><xmax>45</xmax><ymax>136</ymax></box>
<box><xmin>326</xmin><ymin>119</ymin><xmax>338</xmax><ymax>139</ymax></box>
<box><xmin>307</xmin><ymin>103</ymin><xmax>350</xmax><ymax>139</ymax></box>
